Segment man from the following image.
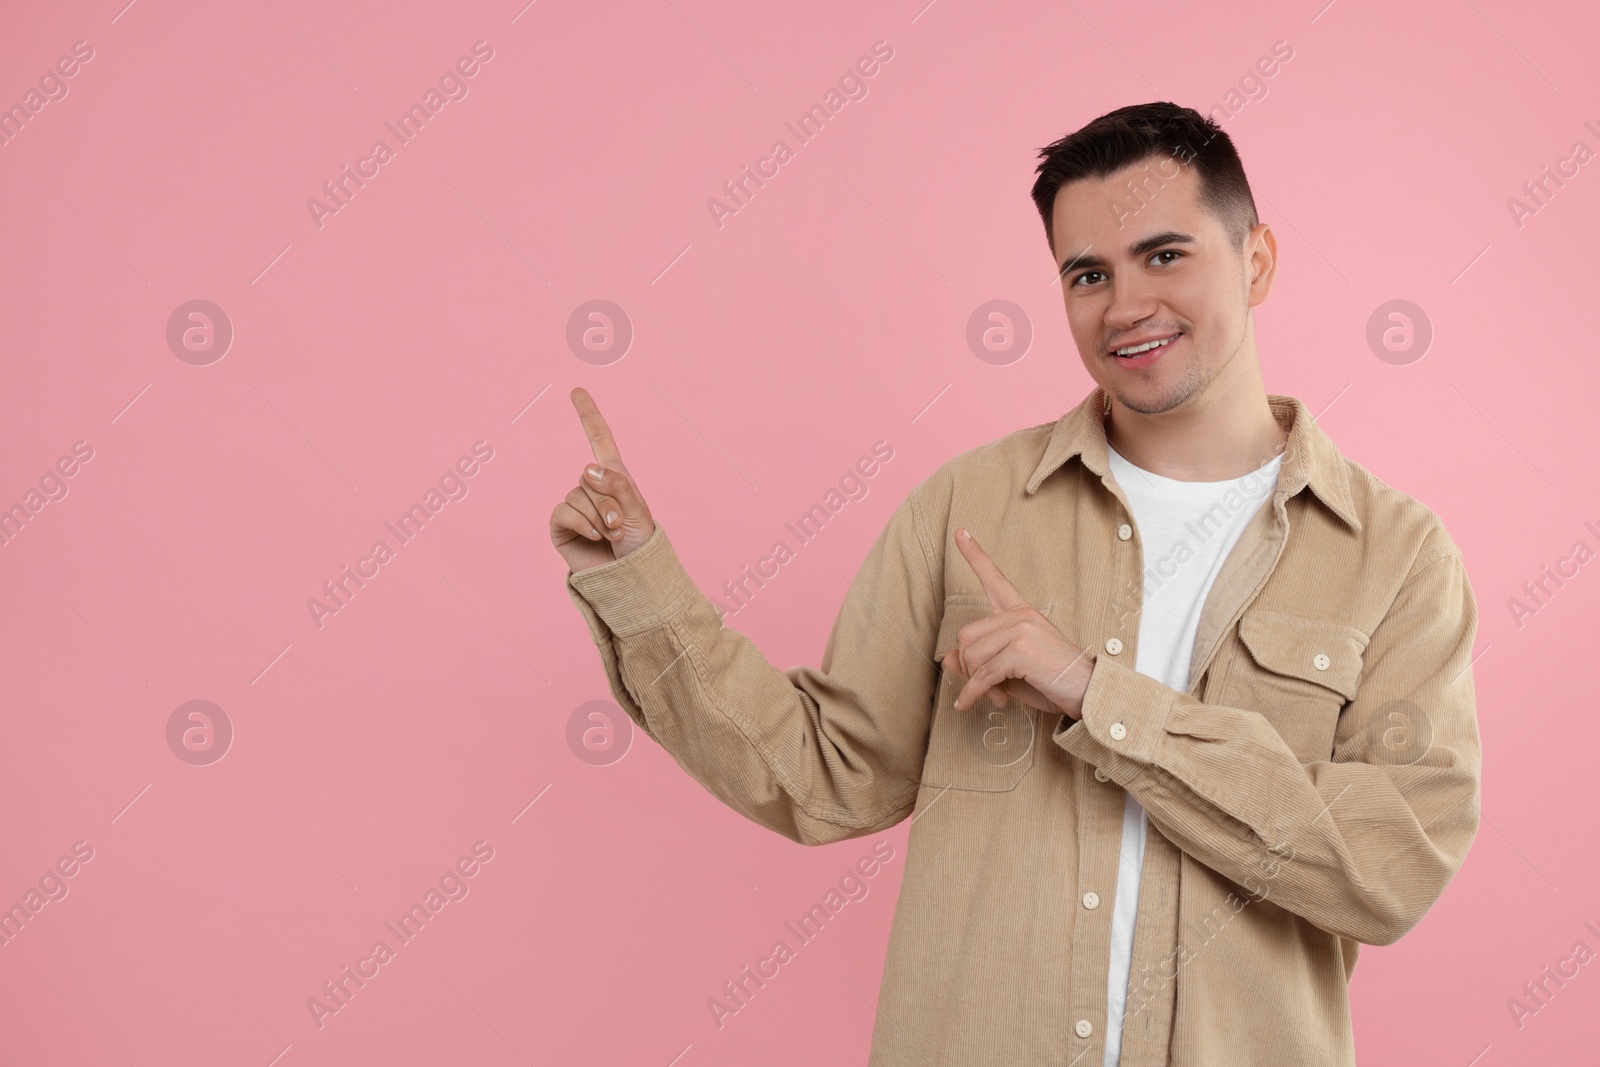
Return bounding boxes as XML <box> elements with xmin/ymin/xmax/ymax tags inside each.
<box><xmin>553</xmin><ymin>102</ymin><xmax>1481</xmax><ymax>1066</ymax></box>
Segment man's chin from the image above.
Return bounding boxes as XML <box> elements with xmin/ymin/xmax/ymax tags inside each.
<box><xmin>1108</xmin><ymin>380</ymin><xmax>1197</xmax><ymax>416</ymax></box>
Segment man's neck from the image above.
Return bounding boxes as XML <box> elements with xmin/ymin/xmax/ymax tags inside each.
<box><xmin>1104</xmin><ymin>386</ymin><xmax>1288</xmax><ymax>483</ymax></box>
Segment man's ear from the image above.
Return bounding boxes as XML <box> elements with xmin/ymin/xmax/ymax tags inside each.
<box><xmin>1245</xmin><ymin>223</ymin><xmax>1277</xmax><ymax>308</ymax></box>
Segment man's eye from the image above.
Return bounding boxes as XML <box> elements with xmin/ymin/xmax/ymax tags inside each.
<box><xmin>1067</xmin><ymin>252</ymin><xmax>1179</xmax><ymax>286</ymax></box>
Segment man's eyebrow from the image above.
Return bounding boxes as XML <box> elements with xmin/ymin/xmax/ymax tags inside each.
<box><xmin>1057</xmin><ymin>231</ymin><xmax>1198</xmax><ymax>277</ymax></box>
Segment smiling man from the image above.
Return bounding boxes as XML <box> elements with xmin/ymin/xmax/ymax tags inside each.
<box><xmin>555</xmin><ymin>102</ymin><xmax>1482</xmax><ymax>1066</ymax></box>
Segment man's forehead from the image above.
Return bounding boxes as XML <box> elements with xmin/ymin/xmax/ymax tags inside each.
<box><xmin>1052</xmin><ymin>157</ymin><xmax>1199</xmax><ymax>216</ymax></box>
<box><xmin>1052</xmin><ymin>161</ymin><xmax>1207</xmax><ymax>263</ymax></box>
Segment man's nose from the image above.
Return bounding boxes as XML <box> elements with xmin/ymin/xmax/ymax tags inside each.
<box><xmin>1104</xmin><ymin>277</ymin><xmax>1161</xmax><ymax>331</ymax></box>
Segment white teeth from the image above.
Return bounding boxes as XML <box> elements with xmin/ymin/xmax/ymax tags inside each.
<box><xmin>1115</xmin><ymin>335</ymin><xmax>1176</xmax><ymax>357</ymax></box>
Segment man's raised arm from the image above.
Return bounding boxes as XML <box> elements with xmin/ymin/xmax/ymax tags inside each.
<box><xmin>553</xmin><ymin>388</ymin><xmax>944</xmax><ymax>845</ymax></box>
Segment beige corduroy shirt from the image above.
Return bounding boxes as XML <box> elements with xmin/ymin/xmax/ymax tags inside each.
<box><xmin>564</xmin><ymin>386</ymin><xmax>1482</xmax><ymax>1066</ymax></box>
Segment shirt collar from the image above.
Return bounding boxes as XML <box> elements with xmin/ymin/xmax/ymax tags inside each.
<box><xmin>1025</xmin><ymin>386</ymin><xmax>1362</xmax><ymax>533</ymax></box>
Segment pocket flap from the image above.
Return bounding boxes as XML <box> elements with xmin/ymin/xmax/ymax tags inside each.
<box><xmin>1238</xmin><ymin>608</ymin><xmax>1369</xmax><ymax>702</ymax></box>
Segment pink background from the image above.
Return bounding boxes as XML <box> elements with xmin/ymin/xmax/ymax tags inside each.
<box><xmin>1</xmin><ymin>0</ymin><xmax>1595</xmax><ymax>1064</ymax></box>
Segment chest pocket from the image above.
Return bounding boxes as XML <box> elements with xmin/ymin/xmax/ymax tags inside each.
<box><xmin>1225</xmin><ymin>607</ymin><xmax>1370</xmax><ymax>762</ymax></box>
<box><xmin>921</xmin><ymin>594</ymin><xmax>1038</xmax><ymax>792</ymax></box>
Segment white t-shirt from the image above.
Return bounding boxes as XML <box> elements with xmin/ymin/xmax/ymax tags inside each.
<box><xmin>1099</xmin><ymin>442</ymin><xmax>1283</xmax><ymax>1067</ymax></box>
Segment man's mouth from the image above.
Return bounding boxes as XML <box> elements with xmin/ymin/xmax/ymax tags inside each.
<box><xmin>1112</xmin><ymin>332</ymin><xmax>1181</xmax><ymax>358</ymax></box>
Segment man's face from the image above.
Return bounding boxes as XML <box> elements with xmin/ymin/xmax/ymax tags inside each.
<box><xmin>1050</xmin><ymin>154</ymin><xmax>1271</xmax><ymax>416</ymax></box>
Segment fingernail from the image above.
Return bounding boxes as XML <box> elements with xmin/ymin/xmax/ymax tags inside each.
<box><xmin>587</xmin><ymin>466</ymin><xmax>604</xmax><ymax>482</ymax></box>
<box><xmin>605</xmin><ymin>511</ymin><xmax>618</xmax><ymax>525</ymax></box>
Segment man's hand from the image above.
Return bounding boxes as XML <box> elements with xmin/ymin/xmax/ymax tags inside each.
<box><xmin>550</xmin><ymin>387</ymin><xmax>656</xmax><ymax>573</ymax></box>
<box><xmin>942</xmin><ymin>527</ymin><xmax>1095</xmax><ymax>720</ymax></box>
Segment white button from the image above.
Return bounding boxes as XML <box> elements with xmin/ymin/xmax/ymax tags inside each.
<box><xmin>1313</xmin><ymin>653</ymin><xmax>1330</xmax><ymax>671</ymax></box>
<box><xmin>1082</xmin><ymin>891</ymin><xmax>1100</xmax><ymax>909</ymax></box>
<box><xmin>1105</xmin><ymin>637</ymin><xmax>1123</xmax><ymax>655</ymax></box>
<box><xmin>1109</xmin><ymin>722</ymin><xmax>1127</xmax><ymax>741</ymax></box>
<box><xmin>1075</xmin><ymin>1019</ymin><xmax>1094</xmax><ymax>1038</ymax></box>
<box><xmin>1093</xmin><ymin>767</ymin><xmax>1110</xmax><ymax>782</ymax></box>
<box><xmin>1117</xmin><ymin>523</ymin><xmax>1132</xmax><ymax>541</ymax></box>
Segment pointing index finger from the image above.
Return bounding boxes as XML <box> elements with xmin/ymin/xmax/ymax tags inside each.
<box><xmin>956</xmin><ymin>527</ymin><xmax>1027</xmax><ymax>612</ymax></box>
<box><xmin>570</xmin><ymin>387</ymin><xmax>626</xmax><ymax>470</ymax></box>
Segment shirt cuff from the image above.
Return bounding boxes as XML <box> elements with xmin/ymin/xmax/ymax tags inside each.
<box><xmin>565</xmin><ymin>521</ymin><xmax>708</xmax><ymax>637</ymax></box>
<box><xmin>1052</xmin><ymin>654</ymin><xmax>1176</xmax><ymax>786</ymax></box>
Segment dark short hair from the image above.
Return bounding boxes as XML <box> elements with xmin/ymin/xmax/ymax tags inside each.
<box><xmin>1030</xmin><ymin>101</ymin><xmax>1259</xmax><ymax>257</ymax></box>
